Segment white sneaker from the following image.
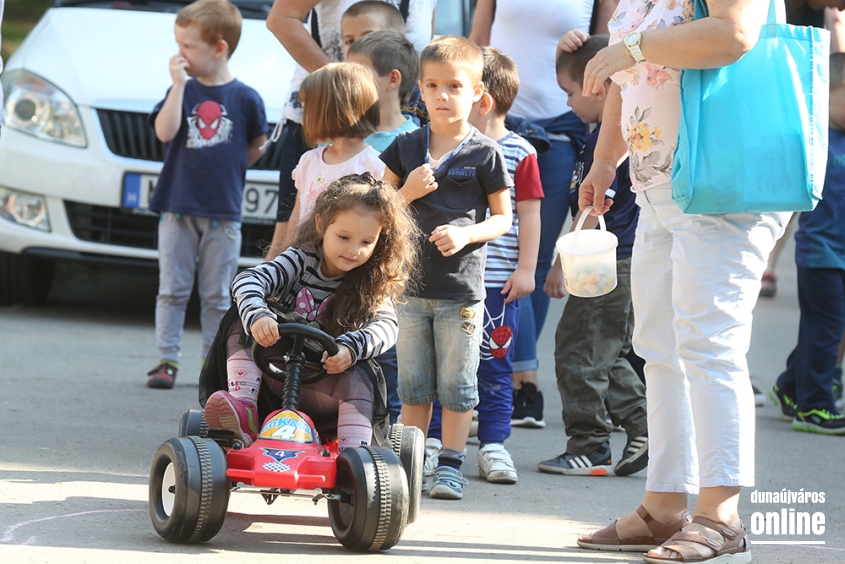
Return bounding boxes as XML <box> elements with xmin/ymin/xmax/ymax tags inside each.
<box><xmin>477</xmin><ymin>443</ymin><xmax>518</xmax><ymax>484</ymax></box>
<box><xmin>424</xmin><ymin>437</ymin><xmax>441</xmax><ymax>482</ymax></box>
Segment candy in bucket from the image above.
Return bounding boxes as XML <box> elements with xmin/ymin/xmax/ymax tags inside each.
<box><xmin>555</xmin><ymin>206</ymin><xmax>618</xmax><ymax>298</ymax></box>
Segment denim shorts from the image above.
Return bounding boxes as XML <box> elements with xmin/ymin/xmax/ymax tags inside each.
<box><xmin>396</xmin><ymin>297</ymin><xmax>482</xmax><ymax>412</ymax></box>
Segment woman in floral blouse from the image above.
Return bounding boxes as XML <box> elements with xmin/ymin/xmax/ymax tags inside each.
<box><xmin>573</xmin><ymin>0</ymin><xmax>792</xmax><ymax>562</ymax></box>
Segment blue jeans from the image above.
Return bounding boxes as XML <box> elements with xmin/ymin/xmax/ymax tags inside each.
<box><xmin>429</xmin><ymin>288</ymin><xmax>519</xmax><ymax>444</ymax></box>
<box><xmin>375</xmin><ymin>346</ymin><xmax>401</xmax><ymax>424</ymax></box>
<box><xmin>513</xmin><ymin>113</ymin><xmax>582</xmax><ymax>371</ymax></box>
<box><xmin>776</xmin><ymin>266</ymin><xmax>845</xmax><ymax>413</ymax></box>
<box><xmin>397</xmin><ymin>297</ymin><xmax>483</xmax><ymax>412</ymax></box>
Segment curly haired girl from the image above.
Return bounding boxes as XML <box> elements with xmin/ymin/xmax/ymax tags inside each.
<box><xmin>203</xmin><ymin>173</ymin><xmax>419</xmax><ymax>450</ymax></box>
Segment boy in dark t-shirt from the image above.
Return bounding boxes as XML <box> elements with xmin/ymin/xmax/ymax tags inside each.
<box><xmin>146</xmin><ymin>0</ymin><xmax>268</xmax><ymax>389</ymax></box>
<box><xmin>381</xmin><ymin>35</ymin><xmax>513</xmax><ymax>500</ymax></box>
<box><xmin>538</xmin><ymin>32</ymin><xmax>649</xmax><ymax>477</ymax></box>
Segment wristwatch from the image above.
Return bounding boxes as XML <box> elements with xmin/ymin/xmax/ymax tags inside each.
<box><xmin>624</xmin><ymin>32</ymin><xmax>646</xmax><ymax>64</ymax></box>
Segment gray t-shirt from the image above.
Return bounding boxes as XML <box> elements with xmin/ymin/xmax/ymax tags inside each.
<box><xmin>380</xmin><ymin>127</ymin><xmax>513</xmax><ymax>301</ymax></box>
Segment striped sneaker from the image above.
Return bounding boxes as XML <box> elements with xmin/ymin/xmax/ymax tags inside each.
<box><xmin>792</xmin><ymin>408</ymin><xmax>845</xmax><ymax>435</ymax></box>
<box><xmin>537</xmin><ymin>442</ymin><xmax>612</xmax><ymax>476</ymax></box>
<box><xmin>614</xmin><ymin>436</ymin><xmax>649</xmax><ymax>476</ymax></box>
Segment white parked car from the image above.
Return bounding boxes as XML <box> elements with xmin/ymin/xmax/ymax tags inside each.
<box><xmin>0</xmin><ymin>0</ymin><xmax>472</xmax><ymax>305</ymax></box>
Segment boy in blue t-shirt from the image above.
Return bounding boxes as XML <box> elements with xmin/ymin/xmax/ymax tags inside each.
<box><xmin>381</xmin><ymin>35</ymin><xmax>513</xmax><ymax>500</ymax></box>
<box><xmin>146</xmin><ymin>0</ymin><xmax>268</xmax><ymax>389</ymax></box>
<box><xmin>769</xmin><ymin>53</ymin><xmax>845</xmax><ymax>435</ymax></box>
<box><xmin>538</xmin><ymin>33</ymin><xmax>649</xmax><ymax>476</ymax></box>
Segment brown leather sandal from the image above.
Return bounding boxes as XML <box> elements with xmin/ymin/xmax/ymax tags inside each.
<box><xmin>577</xmin><ymin>505</ymin><xmax>692</xmax><ymax>552</ymax></box>
<box><xmin>642</xmin><ymin>516</ymin><xmax>751</xmax><ymax>563</ymax></box>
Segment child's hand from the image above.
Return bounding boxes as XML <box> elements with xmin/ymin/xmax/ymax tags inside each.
<box><xmin>558</xmin><ymin>29</ymin><xmax>590</xmax><ymax>54</ymax></box>
<box><xmin>322</xmin><ymin>344</ymin><xmax>353</xmax><ymax>374</ymax></box>
<box><xmin>502</xmin><ymin>267</ymin><xmax>535</xmax><ymax>303</ymax></box>
<box><xmin>251</xmin><ymin>316</ymin><xmax>280</xmax><ymax>348</ymax></box>
<box><xmin>169</xmin><ymin>54</ymin><xmax>189</xmax><ymax>87</ymax></box>
<box><xmin>544</xmin><ymin>256</ymin><xmax>567</xmax><ymax>299</ymax></box>
<box><xmin>430</xmin><ymin>224</ymin><xmax>470</xmax><ymax>256</ymax></box>
<box><xmin>401</xmin><ymin>164</ymin><xmax>438</xmax><ymax>202</ymax></box>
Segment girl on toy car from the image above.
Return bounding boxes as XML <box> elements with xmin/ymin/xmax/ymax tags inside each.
<box><xmin>201</xmin><ymin>173</ymin><xmax>419</xmax><ymax>450</ymax></box>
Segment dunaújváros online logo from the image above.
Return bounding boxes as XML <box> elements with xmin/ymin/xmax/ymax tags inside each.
<box><xmin>748</xmin><ymin>489</ymin><xmax>826</xmax><ymax>545</ymax></box>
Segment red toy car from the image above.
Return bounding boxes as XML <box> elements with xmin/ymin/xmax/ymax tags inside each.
<box><xmin>148</xmin><ymin>323</ymin><xmax>423</xmax><ymax>552</ymax></box>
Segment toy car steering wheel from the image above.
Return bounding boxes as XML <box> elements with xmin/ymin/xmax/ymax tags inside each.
<box><xmin>251</xmin><ymin>323</ymin><xmax>340</xmax><ymax>385</ymax></box>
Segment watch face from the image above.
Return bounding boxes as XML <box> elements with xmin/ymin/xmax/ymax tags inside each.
<box><xmin>625</xmin><ymin>33</ymin><xmax>639</xmax><ymax>46</ymax></box>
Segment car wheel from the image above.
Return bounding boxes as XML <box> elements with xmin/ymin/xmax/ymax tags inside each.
<box><xmin>328</xmin><ymin>446</ymin><xmax>408</xmax><ymax>551</ymax></box>
<box><xmin>388</xmin><ymin>424</ymin><xmax>424</xmax><ymax>524</ymax></box>
<box><xmin>177</xmin><ymin>409</ymin><xmax>208</xmax><ymax>438</ymax></box>
<box><xmin>149</xmin><ymin>436</ymin><xmax>230</xmax><ymax>543</ymax></box>
<box><xmin>0</xmin><ymin>251</ymin><xmax>54</xmax><ymax>306</ymax></box>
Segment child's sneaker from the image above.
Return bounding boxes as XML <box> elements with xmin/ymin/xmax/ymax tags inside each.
<box><xmin>792</xmin><ymin>408</ymin><xmax>845</xmax><ymax>435</ymax></box>
<box><xmin>537</xmin><ymin>442</ymin><xmax>612</xmax><ymax>476</ymax></box>
<box><xmin>511</xmin><ymin>383</ymin><xmax>545</xmax><ymax>428</ymax></box>
<box><xmin>422</xmin><ymin>437</ymin><xmax>441</xmax><ymax>493</ymax></box>
<box><xmin>477</xmin><ymin>443</ymin><xmax>518</xmax><ymax>484</ymax></box>
<box><xmin>429</xmin><ymin>466</ymin><xmax>468</xmax><ymax>500</ymax></box>
<box><xmin>204</xmin><ymin>390</ymin><xmax>260</xmax><ymax>446</ymax></box>
<box><xmin>768</xmin><ymin>383</ymin><xmax>797</xmax><ymax>421</ymax></box>
<box><xmin>147</xmin><ymin>362</ymin><xmax>177</xmax><ymax>389</ymax></box>
<box><xmin>614</xmin><ymin>436</ymin><xmax>649</xmax><ymax>476</ymax></box>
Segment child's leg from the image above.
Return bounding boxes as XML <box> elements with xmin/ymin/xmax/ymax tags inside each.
<box><xmin>431</xmin><ymin>299</ymin><xmax>483</xmax><ymax>499</ymax></box>
<box><xmin>397</xmin><ymin>297</ymin><xmax>437</xmax><ymax>434</ymax></box>
<box><xmin>298</xmin><ymin>364</ymin><xmax>375</xmax><ymax>450</ymax></box>
<box><xmin>204</xmin><ymin>317</ymin><xmax>262</xmax><ymax>445</ymax></box>
<box><xmin>154</xmin><ymin>213</ymin><xmax>200</xmax><ymax>365</ymax></box>
<box><xmin>375</xmin><ymin>346</ymin><xmax>402</xmax><ymax>424</ymax></box>
<box><xmin>196</xmin><ymin>218</ymin><xmax>241</xmax><ymax>359</ymax></box>
<box><xmin>792</xmin><ymin>267</ymin><xmax>845</xmax><ymax>414</ymax></box>
<box><xmin>477</xmin><ymin>290</ymin><xmax>518</xmax><ymax>445</ymax></box>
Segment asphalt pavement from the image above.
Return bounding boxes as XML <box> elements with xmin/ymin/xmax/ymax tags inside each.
<box><xmin>1</xmin><ymin>237</ymin><xmax>843</xmax><ymax>563</ymax></box>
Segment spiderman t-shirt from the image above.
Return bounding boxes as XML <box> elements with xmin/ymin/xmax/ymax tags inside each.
<box><xmin>149</xmin><ymin>78</ymin><xmax>268</xmax><ymax>221</ymax></box>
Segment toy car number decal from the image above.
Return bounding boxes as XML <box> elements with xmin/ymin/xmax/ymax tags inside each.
<box><xmin>259</xmin><ymin>410</ymin><xmax>314</xmax><ymax>443</ymax></box>
<box><xmin>261</xmin><ymin>448</ymin><xmax>300</xmax><ymax>472</ymax></box>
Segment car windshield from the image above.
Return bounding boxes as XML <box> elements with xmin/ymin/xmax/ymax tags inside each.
<box><xmin>53</xmin><ymin>1</ymin><xmax>273</xmax><ymax>19</ymax></box>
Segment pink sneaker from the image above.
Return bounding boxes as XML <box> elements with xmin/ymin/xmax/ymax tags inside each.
<box><xmin>204</xmin><ymin>391</ymin><xmax>260</xmax><ymax>446</ymax></box>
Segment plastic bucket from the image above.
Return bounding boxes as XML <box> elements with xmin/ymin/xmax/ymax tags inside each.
<box><xmin>555</xmin><ymin>207</ymin><xmax>618</xmax><ymax>298</ymax></box>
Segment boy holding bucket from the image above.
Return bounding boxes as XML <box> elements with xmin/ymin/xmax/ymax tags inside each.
<box><xmin>538</xmin><ymin>31</ymin><xmax>648</xmax><ymax>477</ymax></box>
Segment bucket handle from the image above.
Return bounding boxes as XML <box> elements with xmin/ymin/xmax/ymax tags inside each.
<box><xmin>570</xmin><ymin>206</ymin><xmax>607</xmax><ymax>251</ymax></box>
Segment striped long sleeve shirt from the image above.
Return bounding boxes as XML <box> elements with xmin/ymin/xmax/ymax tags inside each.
<box><xmin>231</xmin><ymin>247</ymin><xmax>397</xmax><ymax>364</ymax></box>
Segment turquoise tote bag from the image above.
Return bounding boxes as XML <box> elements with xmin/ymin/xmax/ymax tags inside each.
<box><xmin>672</xmin><ymin>0</ymin><xmax>830</xmax><ymax>214</ymax></box>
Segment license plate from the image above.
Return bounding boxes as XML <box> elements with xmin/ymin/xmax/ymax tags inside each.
<box><xmin>121</xmin><ymin>173</ymin><xmax>278</xmax><ymax>223</ymax></box>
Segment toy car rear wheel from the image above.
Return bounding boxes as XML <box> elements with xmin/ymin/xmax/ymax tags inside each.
<box><xmin>177</xmin><ymin>409</ymin><xmax>208</xmax><ymax>438</ymax></box>
<box><xmin>149</xmin><ymin>436</ymin><xmax>230</xmax><ymax>543</ymax></box>
<box><xmin>388</xmin><ymin>424</ymin><xmax>424</xmax><ymax>524</ymax></box>
<box><xmin>328</xmin><ymin>446</ymin><xmax>408</xmax><ymax>551</ymax></box>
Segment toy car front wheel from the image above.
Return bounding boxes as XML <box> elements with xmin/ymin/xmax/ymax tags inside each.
<box><xmin>149</xmin><ymin>436</ymin><xmax>230</xmax><ymax>543</ymax></box>
<box><xmin>328</xmin><ymin>446</ymin><xmax>408</xmax><ymax>551</ymax></box>
<box><xmin>177</xmin><ymin>409</ymin><xmax>208</xmax><ymax>438</ymax></box>
<box><xmin>388</xmin><ymin>423</ymin><xmax>424</xmax><ymax>524</ymax></box>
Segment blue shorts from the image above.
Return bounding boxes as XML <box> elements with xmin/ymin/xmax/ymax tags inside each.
<box><xmin>396</xmin><ymin>297</ymin><xmax>482</xmax><ymax>412</ymax></box>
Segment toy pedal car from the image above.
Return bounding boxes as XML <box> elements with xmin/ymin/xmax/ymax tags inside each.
<box><xmin>148</xmin><ymin>323</ymin><xmax>424</xmax><ymax>552</ymax></box>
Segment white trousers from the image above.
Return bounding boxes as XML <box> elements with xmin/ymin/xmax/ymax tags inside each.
<box><xmin>631</xmin><ymin>183</ymin><xmax>790</xmax><ymax>493</ymax></box>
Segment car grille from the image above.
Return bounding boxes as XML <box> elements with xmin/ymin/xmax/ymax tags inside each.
<box><xmin>64</xmin><ymin>201</ymin><xmax>274</xmax><ymax>259</ymax></box>
<box><xmin>96</xmin><ymin>109</ymin><xmax>283</xmax><ymax>171</ymax></box>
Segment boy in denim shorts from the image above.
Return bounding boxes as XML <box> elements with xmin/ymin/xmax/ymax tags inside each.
<box><xmin>381</xmin><ymin>35</ymin><xmax>513</xmax><ymax>500</ymax></box>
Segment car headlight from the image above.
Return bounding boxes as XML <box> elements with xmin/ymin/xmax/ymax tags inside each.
<box><xmin>0</xmin><ymin>187</ymin><xmax>50</xmax><ymax>232</ymax></box>
<box><xmin>1</xmin><ymin>70</ymin><xmax>87</xmax><ymax>147</ymax></box>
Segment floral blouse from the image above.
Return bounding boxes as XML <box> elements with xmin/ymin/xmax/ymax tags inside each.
<box><xmin>608</xmin><ymin>0</ymin><xmax>694</xmax><ymax>190</ymax></box>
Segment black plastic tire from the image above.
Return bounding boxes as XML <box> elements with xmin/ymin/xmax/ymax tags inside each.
<box><xmin>177</xmin><ymin>409</ymin><xmax>208</xmax><ymax>438</ymax></box>
<box><xmin>0</xmin><ymin>251</ymin><xmax>54</xmax><ymax>306</ymax></box>
<box><xmin>149</xmin><ymin>436</ymin><xmax>230</xmax><ymax>543</ymax></box>
<box><xmin>388</xmin><ymin>424</ymin><xmax>424</xmax><ymax>524</ymax></box>
<box><xmin>328</xmin><ymin>446</ymin><xmax>408</xmax><ymax>551</ymax></box>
